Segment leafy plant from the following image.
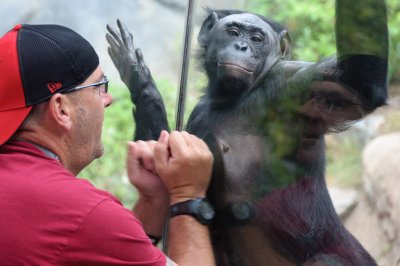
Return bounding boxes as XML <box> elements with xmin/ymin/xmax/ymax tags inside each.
<box><xmin>246</xmin><ymin>0</ymin><xmax>400</xmax><ymax>85</ymax></box>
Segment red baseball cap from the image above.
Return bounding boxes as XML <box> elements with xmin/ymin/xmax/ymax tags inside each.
<box><xmin>0</xmin><ymin>24</ymin><xmax>99</xmax><ymax>145</ymax></box>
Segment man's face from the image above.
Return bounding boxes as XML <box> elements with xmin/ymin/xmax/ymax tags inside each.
<box><xmin>70</xmin><ymin>66</ymin><xmax>113</xmax><ymax>165</ymax></box>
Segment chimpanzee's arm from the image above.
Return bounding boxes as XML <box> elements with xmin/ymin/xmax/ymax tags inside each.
<box><xmin>186</xmin><ymin>98</ymin><xmax>210</xmax><ymax>138</ymax></box>
<box><xmin>106</xmin><ymin>20</ymin><xmax>169</xmax><ymax>141</ymax></box>
<box><xmin>132</xmin><ymin>78</ymin><xmax>169</xmax><ymax>141</ymax></box>
<box><xmin>285</xmin><ymin>0</ymin><xmax>388</xmax><ymax>128</ymax></box>
<box><xmin>334</xmin><ymin>0</ymin><xmax>388</xmax><ymax>110</ymax></box>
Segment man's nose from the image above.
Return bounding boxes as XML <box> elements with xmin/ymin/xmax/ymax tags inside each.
<box><xmin>298</xmin><ymin>98</ymin><xmax>322</xmax><ymax>120</ymax></box>
<box><xmin>103</xmin><ymin>92</ymin><xmax>113</xmax><ymax>107</ymax></box>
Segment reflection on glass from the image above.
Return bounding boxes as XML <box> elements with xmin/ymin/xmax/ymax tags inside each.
<box><xmin>108</xmin><ymin>0</ymin><xmax>388</xmax><ymax>265</ymax></box>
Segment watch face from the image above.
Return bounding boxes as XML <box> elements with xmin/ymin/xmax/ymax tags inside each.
<box><xmin>223</xmin><ymin>201</ymin><xmax>255</xmax><ymax>225</ymax></box>
<box><xmin>199</xmin><ymin>200</ymin><xmax>215</xmax><ymax>220</ymax></box>
<box><xmin>230</xmin><ymin>201</ymin><xmax>254</xmax><ymax>221</ymax></box>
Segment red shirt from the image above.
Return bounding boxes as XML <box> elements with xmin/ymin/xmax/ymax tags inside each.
<box><xmin>0</xmin><ymin>141</ymin><xmax>166</xmax><ymax>266</ymax></box>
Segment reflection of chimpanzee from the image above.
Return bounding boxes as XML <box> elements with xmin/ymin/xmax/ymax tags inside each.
<box><xmin>107</xmin><ymin>0</ymin><xmax>387</xmax><ymax>264</ymax></box>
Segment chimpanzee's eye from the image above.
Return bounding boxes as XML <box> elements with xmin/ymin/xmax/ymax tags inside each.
<box><xmin>227</xmin><ymin>28</ymin><xmax>240</xmax><ymax>37</ymax></box>
<box><xmin>251</xmin><ymin>35</ymin><xmax>264</xmax><ymax>43</ymax></box>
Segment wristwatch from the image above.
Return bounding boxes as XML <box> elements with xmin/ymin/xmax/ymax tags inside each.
<box><xmin>170</xmin><ymin>198</ymin><xmax>215</xmax><ymax>225</ymax></box>
<box><xmin>224</xmin><ymin>201</ymin><xmax>255</xmax><ymax>225</ymax></box>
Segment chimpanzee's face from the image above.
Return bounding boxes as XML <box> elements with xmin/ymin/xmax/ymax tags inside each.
<box><xmin>204</xmin><ymin>13</ymin><xmax>281</xmax><ymax>96</ymax></box>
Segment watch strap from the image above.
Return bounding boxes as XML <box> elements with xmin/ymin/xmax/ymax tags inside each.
<box><xmin>170</xmin><ymin>198</ymin><xmax>214</xmax><ymax>225</ymax></box>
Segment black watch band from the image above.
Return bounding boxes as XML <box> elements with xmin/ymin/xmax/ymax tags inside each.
<box><xmin>147</xmin><ymin>234</ymin><xmax>161</xmax><ymax>246</ymax></box>
<box><xmin>170</xmin><ymin>198</ymin><xmax>215</xmax><ymax>225</ymax></box>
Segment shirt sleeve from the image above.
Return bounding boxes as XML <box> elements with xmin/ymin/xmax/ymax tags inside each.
<box><xmin>58</xmin><ymin>198</ymin><xmax>167</xmax><ymax>266</ymax></box>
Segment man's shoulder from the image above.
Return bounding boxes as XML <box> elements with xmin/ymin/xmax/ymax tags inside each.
<box><xmin>0</xmin><ymin>140</ymin><xmax>123</xmax><ymax>228</ymax></box>
<box><xmin>33</xmin><ymin>164</ymin><xmax>122</xmax><ymax>216</ymax></box>
<box><xmin>0</xmin><ymin>142</ymin><xmax>132</xmax><ymax>265</ymax></box>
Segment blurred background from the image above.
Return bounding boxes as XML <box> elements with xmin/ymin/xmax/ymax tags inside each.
<box><xmin>1</xmin><ymin>0</ymin><xmax>399</xmax><ymax>264</ymax></box>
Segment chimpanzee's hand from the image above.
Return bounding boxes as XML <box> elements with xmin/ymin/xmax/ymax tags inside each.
<box><xmin>106</xmin><ymin>19</ymin><xmax>153</xmax><ymax>104</ymax></box>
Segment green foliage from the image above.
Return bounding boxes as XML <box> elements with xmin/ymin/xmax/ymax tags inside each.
<box><xmin>387</xmin><ymin>0</ymin><xmax>400</xmax><ymax>83</ymax></box>
<box><xmin>247</xmin><ymin>0</ymin><xmax>336</xmax><ymax>61</ymax></box>
<box><xmin>325</xmin><ymin>135</ymin><xmax>363</xmax><ymax>188</ymax></box>
<box><xmin>246</xmin><ymin>0</ymin><xmax>400</xmax><ymax>84</ymax></box>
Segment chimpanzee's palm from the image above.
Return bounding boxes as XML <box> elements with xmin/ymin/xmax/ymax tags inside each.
<box><xmin>106</xmin><ymin>19</ymin><xmax>169</xmax><ymax>141</ymax></box>
<box><xmin>106</xmin><ymin>19</ymin><xmax>154</xmax><ymax>103</ymax></box>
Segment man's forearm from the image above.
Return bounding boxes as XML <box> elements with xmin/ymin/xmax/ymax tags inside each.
<box><xmin>133</xmin><ymin>196</ymin><xmax>168</xmax><ymax>239</ymax></box>
<box><xmin>168</xmin><ymin>215</ymin><xmax>215</xmax><ymax>266</ymax></box>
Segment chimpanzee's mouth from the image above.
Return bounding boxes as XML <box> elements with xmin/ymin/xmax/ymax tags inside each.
<box><xmin>218</xmin><ymin>63</ymin><xmax>254</xmax><ymax>75</ymax></box>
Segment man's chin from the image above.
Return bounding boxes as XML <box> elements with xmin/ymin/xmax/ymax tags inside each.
<box><xmin>92</xmin><ymin>144</ymin><xmax>105</xmax><ymax>161</ymax></box>
<box><xmin>97</xmin><ymin>146</ymin><xmax>105</xmax><ymax>158</ymax></box>
<box><xmin>295</xmin><ymin>138</ymin><xmax>323</xmax><ymax>165</ymax></box>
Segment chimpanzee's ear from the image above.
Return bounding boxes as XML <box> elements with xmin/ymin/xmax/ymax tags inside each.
<box><xmin>279</xmin><ymin>30</ymin><xmax>291</xmax><ymax>60</ymax></box>
<box><xmin>198</xmin><ymin>12</ymin><xmax>219</xmax><ymax>48</ymax></box>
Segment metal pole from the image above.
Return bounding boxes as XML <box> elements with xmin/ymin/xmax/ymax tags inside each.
<box><xmin>162</xmin><ymin>0</ymin><xmax>196</xmax><ymax>253</ymax></box>
<box><xmin>175</xmin><ymin>0</ymin><xmax>195</xmax><ymax>131</ymax></box>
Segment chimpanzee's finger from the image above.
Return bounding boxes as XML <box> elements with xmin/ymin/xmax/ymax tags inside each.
<box><xmin>136</xmin><ymin>48</ymin><xmax>144</xmax><ymax>61</ymax></box>
<box><xmin>106</xmin><ymin>36</ymin><xmax>121</xmax><ymax>64</ymax></box>
<box><xmin>117</xmin><ymin>19</ymin><xmax>134</xmax><ymax>50</ymax></box>
<box><xmin>135</xmin><ymin>49</ymin><xmax>151</xmax><ymax>75</ymax></box>
<box><xmin>108</xmin><ymin>47</ymin><xmax>120</xmax><ymax>69</ymax></box>
<box><xmin>106</xmin><ymin>24</ymin><xmax>122</xmax><ymax>47</ymax></box>
<box><xmin>135</xmin><ymin>49</ymin><xmax>148</xmax><ymax>69</ymax></box>
<box><xmin>106</xmin><ymin>33</ymin><xmax>120</xmax><ymax>52</ymax></box>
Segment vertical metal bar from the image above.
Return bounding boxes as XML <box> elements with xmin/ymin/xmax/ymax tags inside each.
<box><xmin>162</xmin><ymin>0</ymin><xmax>196</xmax><ymax>253</ymax></box>
<box><xmin>175</xmin><ymin>0</ymin><xmax>195</xmax><ymax>131</ymax></box>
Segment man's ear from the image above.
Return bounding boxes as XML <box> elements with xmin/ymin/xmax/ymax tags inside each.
<box><xmin>279</xmin><ymin>30</ymin><xmax>291</xmax><ymax>60</ymax></box>
<box><xmin>198</xmin><ymin>12</ymin><xmax>219</xmax><ymax>48</ymax></box>
<box><xmin>47</xmin><ymin>94</ymin><xmax>73</xmax><ymax>131</ymax></box>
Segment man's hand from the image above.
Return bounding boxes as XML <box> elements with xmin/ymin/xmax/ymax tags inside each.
<box><xmin>127</xmin><ymin>140</ymin><xmax>168</xmax><ymax>202</ymax></box>
<box><xmin>154</xmin><ymin>130</ymin><xmax>214</xmax><ymax>204</ymax></box>
<box><xmin>106</xmin><ymin>19</ymin><xmax>154</xmax><ymax>103</ymax></box>
<box><xmin>153</xmin><ymin>131</ymin><xmax>215</xmax><ymax>265</ymax></box>
<box><xmin>127</xmin><ymin>138</ymin><xmax>169</xmax><ymax>238</ymax></box>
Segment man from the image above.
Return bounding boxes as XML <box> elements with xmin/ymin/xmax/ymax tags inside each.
<box><xmin>0</xmin><ymin>24</ymin><xmax>215</xmax><ymax>265</ymax></box>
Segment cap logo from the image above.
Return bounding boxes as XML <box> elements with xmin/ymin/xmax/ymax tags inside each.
<box><xmin>47</xmin><ymin>82</ymin><xmax>62</xmax><ymax>93</ymax></box>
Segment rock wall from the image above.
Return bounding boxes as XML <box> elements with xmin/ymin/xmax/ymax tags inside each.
<box><xmin>345</xmin><ymin>133</ymin><xmax>400</xmax><ymax>266</ymax></box>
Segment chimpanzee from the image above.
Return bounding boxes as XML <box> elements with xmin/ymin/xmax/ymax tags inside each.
<box><xmin>106</xmin><ymin>0</ymin><xmax>388</xmax><ymax>265</ymax></box>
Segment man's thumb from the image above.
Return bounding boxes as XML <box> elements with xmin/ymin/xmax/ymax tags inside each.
<box><xmin>154</xmin><ymin>130</ymin><xmax>170</xmax><ymax>170</ymax></box>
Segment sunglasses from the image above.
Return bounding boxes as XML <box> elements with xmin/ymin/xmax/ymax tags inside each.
<box><xmin>63</xmin><ymin>76</ymin><xmax>109</xmax><ymax>94</ymax></box>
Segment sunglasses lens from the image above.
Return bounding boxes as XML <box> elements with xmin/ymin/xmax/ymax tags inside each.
<box><xmin>103</xmin><ymin>76</ymin><xmax>108</xmax><ymax>93</ymax></box>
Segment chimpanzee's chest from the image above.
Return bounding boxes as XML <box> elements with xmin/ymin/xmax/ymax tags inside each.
<box><xmin>215</xmin><ymin>133</ymin><xmax>266</xmax><ymax>182</ymax></box>
<box><xmin>208</xmin><ymin>118</ymin><xmax>272</xmax><ymax>203</ymax></box>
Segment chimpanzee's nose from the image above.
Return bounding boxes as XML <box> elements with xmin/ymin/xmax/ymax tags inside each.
<box><xmin>234</xmin><ymin>41</ymin><xmax>248</xmax><ymax>52</ymax></box>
